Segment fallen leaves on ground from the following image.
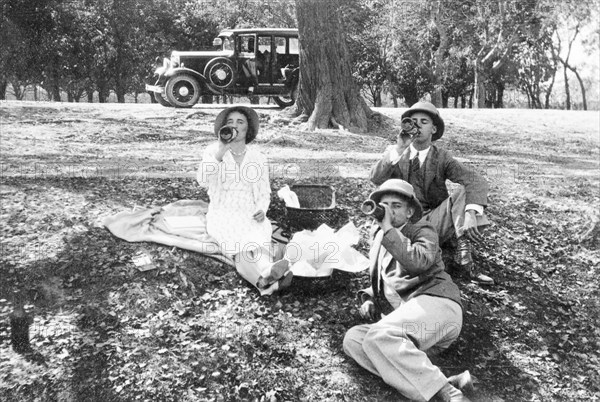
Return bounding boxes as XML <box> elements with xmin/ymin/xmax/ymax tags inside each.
<box><xmin>0</xmin><ymin>103</ymin><xmax>599</xmax><ymax>401</ymax></box>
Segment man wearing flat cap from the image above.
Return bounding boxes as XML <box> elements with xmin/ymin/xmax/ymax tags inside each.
<box><xmin>370</xmin><ymin>101</ymin><xmax>494</xmax><ymax>285</ymax></box>
<box><xmin>343</xmin><ymin>179</ymin><xmax>472</xmax><ymax>402</ymax></box>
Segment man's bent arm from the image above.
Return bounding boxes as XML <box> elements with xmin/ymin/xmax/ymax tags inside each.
<box><xmin>380</xmin><ymin>225</ymin><xmax>439</xmax><ymax>277</ymax></box>
<box><xmin>370</xmin><ymin>146</ymin><xmax>400</xmax><ymax>185</ymax></box>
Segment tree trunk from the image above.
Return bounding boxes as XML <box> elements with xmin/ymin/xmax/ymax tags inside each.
<box><xmin>373</xmin><ymin>89</ymin><xmax>382</xmax><ymax>107</ymax></box>
<box><xmin>12</xmin><ymin>83</ymin><xmax>22</xmax><ymax>100</ymax></box>
<box><xmin>404</xmin><ymin>90</ymin><xmax>419</xmax><ymax>107</ymax></box>
<box><xmin>495</xmin><ymin>82</ymin><xmax>504</xmax><ymax>108</ymax></box>
<box><xmin>559</xmin><ymin>24</ymin><xmax>580</xmax><ymax>110</ymax></box>
<box><xmin>97</xmin><ymin>80</ymin><xmax>109</xmax><ymax>103</ymax></box>
<box><xmin>563</xmin><ymin>66</ymin><xmax>571</xmax><ymax>110</ymax></box>
<box><xmin>49</xmin><ymin>67</ymin><xmax>61</xmax><ymax>101</ymax></box>
<box><xmin>544</xmin><ymin>64</ymin><xmax>557</xmax><ymax>109</ymax></box>
<box><xmin>473</xmin><ymin>60</ymin><xmax>486</xmax><ymax>109</ymax></box>
<box><xmin>484</xmin><ymin>86</ymin><xmax>494</xmax><ymax>108</ymax></box>
<box><xmin>567</xmin><ymin>65</ymin><xmax>587</xmax><ymax>111</ymax></box>
<box><xmin>0</xmin><ymin>80</ymin><xmax>6</xmax><ymax>100</ymax></box>
<box><xmin>294</xmin><ymin>0</ymin><xmax>371</xmax><ymax>132</ymax></box>
<box><xmin>115</xmin><ymin>77</ymin><xmax>126</xmax><ymax>103</ymax></box>
<box><xmin>430</xmin><ymin>1</ymin><xmax>448</xmax><ymax>108</ymax></box>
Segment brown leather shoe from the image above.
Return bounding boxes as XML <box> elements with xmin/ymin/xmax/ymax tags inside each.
<box><xmin>454</xmin><ymin>236</ymin><xmax>473</xmax><ymax>267</ymax></box>
<box><xmin>455</xmin><ymin>237</ymin><xmax>494</xmax><ymax>286</ymax></box>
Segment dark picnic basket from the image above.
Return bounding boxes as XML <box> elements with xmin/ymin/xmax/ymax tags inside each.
<box><xmin>285</xmin><ymin>184</ymin><xmax>337</xmax><ymax>231</ymax></box>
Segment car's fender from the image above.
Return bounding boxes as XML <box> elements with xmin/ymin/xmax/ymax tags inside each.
<box><xmin>164</xmin><ymin>68</ymin><xmax>207</xmax><ymax>84</ymax></box>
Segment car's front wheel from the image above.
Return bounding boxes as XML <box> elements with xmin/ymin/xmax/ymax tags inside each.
<box><xmin>273</xmin><ymin>82</ymin><xmax>298</xmax><ymax>108</ymax></box>
<box><xmin>153</xmin><ymin>92</ymin><xmax>172</xmax><ymax>107</ymax></box>
<box><xmin>165</xmin><ymin>75</ymin><xmax>201</xmax><ymax>108</ymax></box>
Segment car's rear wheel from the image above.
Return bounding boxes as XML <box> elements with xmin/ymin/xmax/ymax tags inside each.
<box><xmin>153</xmin><ymin>92</ymin><xmax>172</xmax><ymax>107</ymax></box>
<box><xmin>165</xmin><ymin>75</ymin><xmax>201</xmax><ymax>108</ymax></box>
<box><xmin>204</xmin><ymin>58</ymin><xmax>236</xmax><ymax>90</ymax></box>
<box><xmin>273</xmin><ymin>82</ymin><xmax>298</xmax><ymax>108</ymax></box>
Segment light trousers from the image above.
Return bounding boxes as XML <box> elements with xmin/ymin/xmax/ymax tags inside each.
<box><xmin>343</xmin><ymin>295</ymin><xmax>463</xmax><ymax>401</ymax></box>
<box><xmin>423</xmin><ymin>187</ymin><xmax>490</xmax><ymax>244</ymax></box>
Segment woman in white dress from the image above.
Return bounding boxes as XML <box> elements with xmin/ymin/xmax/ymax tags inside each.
<box><xmin>197</xmin><ymin>106</ymin><xmax>291</xmax><ymax>295</ymax></box>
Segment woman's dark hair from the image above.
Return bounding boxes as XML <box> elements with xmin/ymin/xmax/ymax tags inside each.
<box><xmin>223</xmin><ymin>107</ymin><xmax>256</xmax><ymax>143</ymax></box>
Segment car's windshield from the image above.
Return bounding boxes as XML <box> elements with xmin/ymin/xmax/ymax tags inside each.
<box><xmin>221</xmin><ymin>36</ymin><xmax>233</xmax><ymax>51</ymax></box>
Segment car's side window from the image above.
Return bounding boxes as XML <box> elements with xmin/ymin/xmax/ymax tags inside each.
<box><xmin>274</xmin><ymin>36</ymin><xmax>299</xmax><ymax>73</ymax></box>
<box><xmin>222</xmin><ymin>38</ymin><xmax>233</xmax><ymax>51</ymax></box>
<box><xmin>289</xmin><ymin>38</ymin><xmax>299</xmax><ymax>55</ymax></box>
<box><xmin>275</xmin><ymin>37</ymin><xmax>286</xmax><ymax>56</ymax></box>
<box><xmin>257</xmin><ymin>36</ymin><xmax>272</xmax><ymax>79</ymax></box>
<box><xmin>238</xmin><ymin>35</ymin><xmax>256</xmax><ymax>56</ymax></box>
<box><xmin>258</xmin><ymin>36</ymin><xmax>271</xmax><ymax>54</ymax></box>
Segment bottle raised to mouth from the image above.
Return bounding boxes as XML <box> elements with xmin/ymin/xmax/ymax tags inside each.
<box><xmin>361</xmin><ymin>199</ymin><xmax>385</xmax><ymax>221</ymax></box>
<box><xmin>218</xmin><ymin>126</ymin><xmax>238</xmax><ymax>143</ymax></box>
<box><xmin>400</xmin><ymin>117</ymin><xmax>420</xmax><ymax>138</ymax></box>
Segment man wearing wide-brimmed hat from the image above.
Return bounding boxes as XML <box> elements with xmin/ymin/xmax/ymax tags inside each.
<box><xmin>370</xmin><ymin>101</ymin><xmax>494</xmax><ymax>285</ymax></box>
<box><xmin>343</xmin><ymin>179</ymin><xmax>472</xmax><ymax>402</ymax></box>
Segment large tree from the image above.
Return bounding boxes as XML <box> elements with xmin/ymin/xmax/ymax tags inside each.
<box><xmin>547</xmin><ymin>0</ymin><xmax>597</xmax><ymax>111</ymax></box>
<box><xmin>293</xmin><ymin>0</ymin><xmax>372</xmax><ymax>132</ymax></box>
<box><xmin>346</xmin><ymin>0</ymin><xmax>395</xmax><ymax>107</ymax></box>
<box><xmin>1</xmin><ymin>0</ymin><xmax>58</xmax><ymax>100</ymax></box>
<box><xmin>456</xmin><ymin>0</ymin><xmax>540</xmax><ymax>108</ymax></box>
<box><xmin>429</xmin><ymin>0</ymin><xmax>449</xmax><ymax>107</ymax></box>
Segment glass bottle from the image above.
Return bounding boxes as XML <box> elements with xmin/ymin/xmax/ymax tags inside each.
<box><xmin>9</xmin><ymin>289</ymin><xmax>32</xmax><ymax>353</ymax></box>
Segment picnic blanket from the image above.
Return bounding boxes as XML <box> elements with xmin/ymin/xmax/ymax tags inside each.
<box><xmin>103</xmin><ymin>199</ymin><xmax>235</xmax><ymax>266</ymax></box>
<box><xmin>104</xmin><ymin>199</ymin><xmax>370</xmax><ymax>277</ymax></box>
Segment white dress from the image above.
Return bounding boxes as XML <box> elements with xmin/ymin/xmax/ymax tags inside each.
<box><xmin>197</xmin><ymin>143</ymin><xmax>272</xmax><ymax>256</ymax></box>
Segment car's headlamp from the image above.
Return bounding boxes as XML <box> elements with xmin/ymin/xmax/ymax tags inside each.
<box><xmin>171</xmin><ymin>54</ymin><xmax>180</xmax><ymax>68</ymax></box>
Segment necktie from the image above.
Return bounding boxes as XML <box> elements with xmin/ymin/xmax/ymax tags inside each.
<box><xmin>409</xmin><ymin>155</ymin><xmax>420</xmax><ymax>182</ymax></box>
<box><xmin>410</xmin><ymin>154</ymin><xmax>421</xmax><ymax>172</ymax></box>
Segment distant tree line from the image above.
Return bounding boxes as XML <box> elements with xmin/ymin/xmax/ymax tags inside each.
<box><xmin>0</xmin><ymin>0</ymin><xmax>296</xmax><ymax>103</ymax></box>
<box><xmin>345</xmin><ymin>0</ymin><xmax>598</xmax><ymax>110</ymax></box>
<box><xmin>1</xmin><ymin>0</ymin><xmax>597</xmax><ymax>109</ymax></box>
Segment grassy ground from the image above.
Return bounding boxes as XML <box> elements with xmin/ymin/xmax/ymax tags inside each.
<box><xmin>0</xmin><ymin>101</ymin><xmax>599</xmax><ymax>401</ymax></box>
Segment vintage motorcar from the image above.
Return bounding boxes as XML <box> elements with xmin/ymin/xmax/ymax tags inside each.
<box><xmin>146</xmin><ymin>28</ymin><xmax>300</xmax><ymax>108</ymax></box>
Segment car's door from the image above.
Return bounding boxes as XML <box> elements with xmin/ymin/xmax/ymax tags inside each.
<box><xmin>272</xmin><ymin>35</ymin><xmax>299</xmax><ymax>82</ymax></box>
<box><xmin>236</xmin><ymin>34</ymin><xmax>258</xmax><ymax>85</ymax></box>
<box><xmin>257</xmin><ymin>35</ymin><xmax>273</xmax><ymax>84</ymax></box>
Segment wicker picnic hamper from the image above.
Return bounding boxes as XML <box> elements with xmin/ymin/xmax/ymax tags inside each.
<box><xmin>285</xmin><ymin>184</ymin><xmax>337</xmax><ymax>231</ymax></box>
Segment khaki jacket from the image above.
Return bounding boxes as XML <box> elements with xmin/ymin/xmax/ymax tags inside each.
<box><xmin>361</xmin><ymin>221</ymin><xmax>462</xmax><ymax>310</ymax></box>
